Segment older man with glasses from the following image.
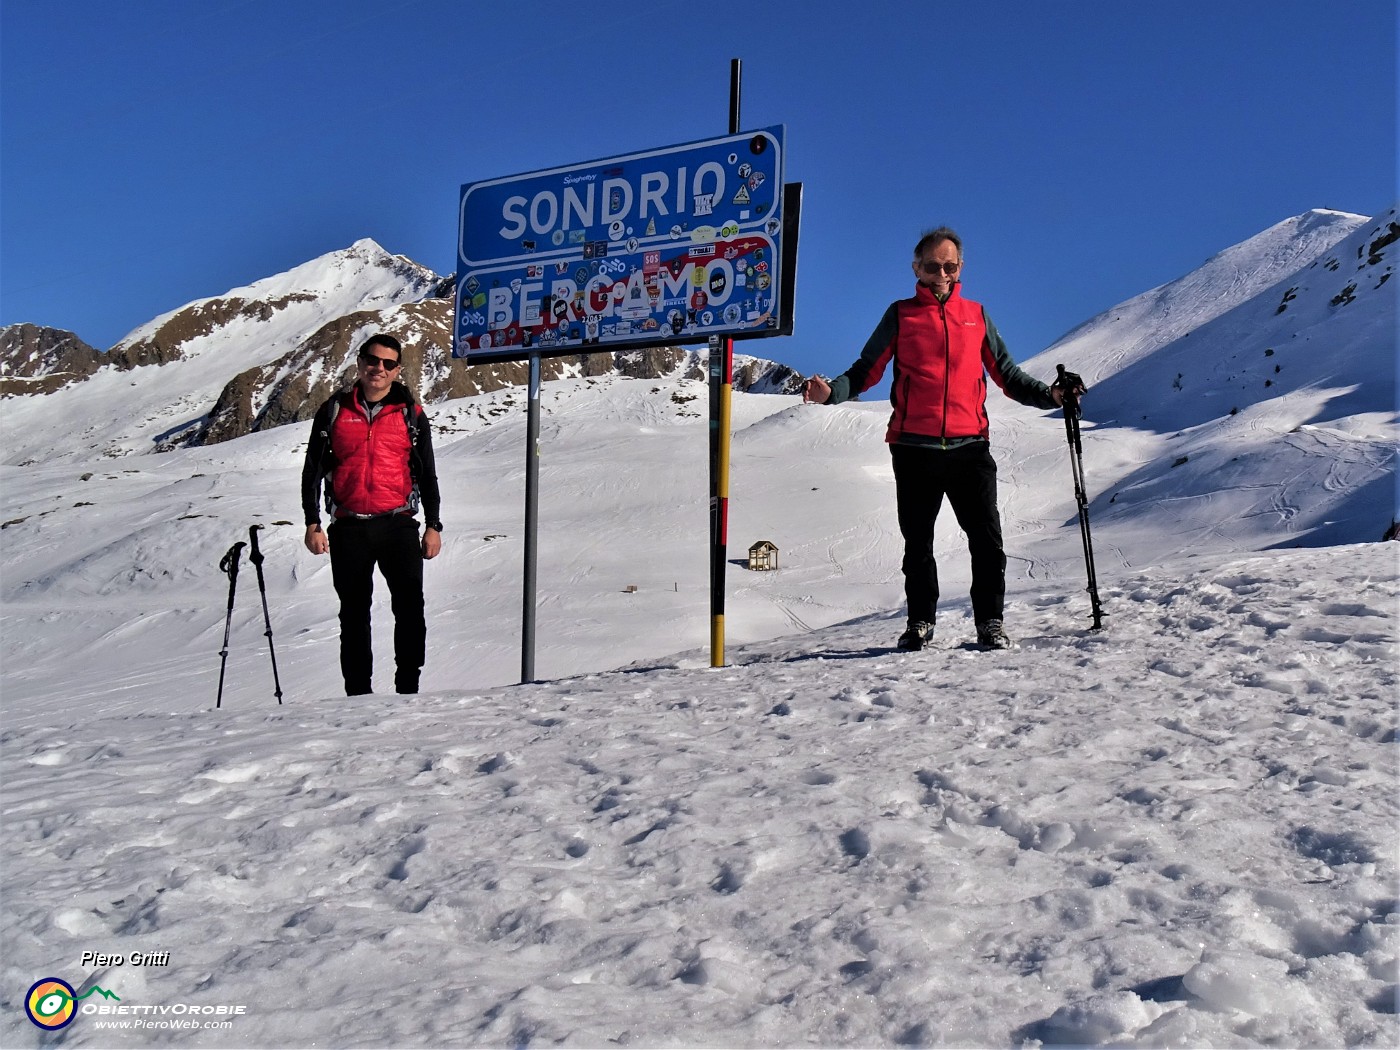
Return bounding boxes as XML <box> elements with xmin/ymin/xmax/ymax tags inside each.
<box><xmin>301</xmin><ymin>333</ymin><xmax>443</xmax><ymax>694</ymax></box>
<box><xmin>802</xmin><ymin>227</ymin><xmax>1081</xmax><ymax>652</ymax></box>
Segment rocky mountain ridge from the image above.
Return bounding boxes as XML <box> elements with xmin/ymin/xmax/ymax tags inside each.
<box><xmin>0</xmin><ymin>325</ymin><xmax>105</xmax><ymax>395</ymax></box>
<box><xmin>0</xmin><ymin>240</ymin><xmax>802</xmax><ymax>460</ymax></box>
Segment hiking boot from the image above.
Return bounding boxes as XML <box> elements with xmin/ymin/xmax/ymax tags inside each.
<box><xmin>897</xmin><ymin>620</ymin><xmax>934</xmax><ymax>651</ymax></box>
<box><xmin>395</xmin><ymin>671</ymin><xmax>420</xmax><ymax>695</ymax></box>
<box><xmin>976</xmin><ymin>620</ymin><xmax>1014</xmax><ymax>650</ymax></box>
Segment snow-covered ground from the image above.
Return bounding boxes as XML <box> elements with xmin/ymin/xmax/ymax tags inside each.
<box><xmin>1</xmin><ymin>531</ymin><xmax>1395</xmax><ymax>1048</ymax></box>
<box><xmin>2</xmin><ymin>207</ymin><xmax>1396</xmax><ymax>1047</ymax></box>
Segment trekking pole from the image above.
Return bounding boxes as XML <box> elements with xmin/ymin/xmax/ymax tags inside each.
<box><xmin>216</xmin><ymin>541</ymin><xmax>246</xmax><ymax>708</ymax></box>
<box><xmin>247</xmin><ymin>525</ymin><xmax>284</xmax><ymax>705</ymax></box>
<box><xmin>1057</xmin><ymin>364</ymin><xmax>1105</xmax><ymax>630</ymax></box>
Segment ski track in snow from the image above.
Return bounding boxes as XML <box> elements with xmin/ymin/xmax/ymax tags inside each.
<box><xmin>2</xmin><ymin>547</ymin><xmax>1396</xmax><ymax>1049</ymax></box>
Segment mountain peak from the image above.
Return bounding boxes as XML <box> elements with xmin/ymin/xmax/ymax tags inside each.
<box><xmin>1034</xmin><ymin>207</ymin><xmax>1374</xmax><ymax>384</ymax></box>
<box><xmin>1033</xmin><ymin>203</ymin><xmax>1395</xmax><ymax>439</ymax></box>
<box><xmin>208</xmin><ymin>238</ymin><xmax>440</xmax><ymax>312</ymax></box>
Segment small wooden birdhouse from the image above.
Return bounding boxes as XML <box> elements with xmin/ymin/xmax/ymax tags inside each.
<box><xmin>748</xmin><ymin>540</ymin><xmax>779</xmax><ymax>571</ymax></box>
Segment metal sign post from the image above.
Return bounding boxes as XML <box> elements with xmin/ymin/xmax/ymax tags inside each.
<box><xmin>710</xmin><ymin>59</ymin><xmax>742</xmax><ymax>668</ymax></box>
<box><xmin>521</xmin><ymin>352</ymin><xmax>542</xmax><ymax>683</ymax></box>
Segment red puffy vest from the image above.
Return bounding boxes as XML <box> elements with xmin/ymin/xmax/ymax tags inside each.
<box><xmin>886</xmin><ymin>283</ymin><xmax>992</xmax><ymax>441</ymax></box>
<box><xmin>326</xmin><ymin>389</ymin><xmax>419</xmax><ymax>517</ymax></box>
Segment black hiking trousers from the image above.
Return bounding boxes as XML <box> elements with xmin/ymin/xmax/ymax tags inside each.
<box><xmin>328</xmin><ymin>515</ymin><xmax>425</xmax><ymax>695</ymax></box>
<box><xmin>890</xmin><ymin>441</ymin><xmax>1006</xmax><ymax>627</ymax></box>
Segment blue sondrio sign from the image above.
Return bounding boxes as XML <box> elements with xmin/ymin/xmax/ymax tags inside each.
<box><xmin>454</xmin><ymin>127</ymin><xmax>785</xmax><ymax>361</ymax></box>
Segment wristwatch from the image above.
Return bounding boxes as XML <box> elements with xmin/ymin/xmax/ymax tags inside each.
<box><xmin>426</xmin><ymin>521</ymin><xmax>444</xmax><ymax>532</ymax></box>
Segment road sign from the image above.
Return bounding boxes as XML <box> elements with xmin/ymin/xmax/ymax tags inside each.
<box><xmin>454</xmin><ymin>127</ymin><xmax>787</xmax><ymax>363</ymax></box>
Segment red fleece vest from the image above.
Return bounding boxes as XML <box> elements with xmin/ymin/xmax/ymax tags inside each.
<box><xmin>327</xmin><ymin>391</ymin><xmax>417</xmax><ymax>516</ymax></box>
<box><xmin>887</xmin><ymin>284</ymin><xmax>991</xmax><ymax>441</ymax></box>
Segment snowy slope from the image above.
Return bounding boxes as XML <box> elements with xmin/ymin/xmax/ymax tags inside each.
<box><xmin>1035</xmin><ymin>208</ymin><xmax>1373</xmax><ymax>387</ymax></box>
<box><xmin>2</xmin><ymin>209</ymin><xmax>1398</xmax><ymax>1048</ymax></box>
<box><xmin>0</xmin><ymin>544</ymin><xmax>1395</xmax><ymax>1048</ymax></box>
<box><xmin>2</xmin><ymin>206</ymin><xmax>1394</xmax><ymax>708</ymax></box>
<box><xmin>1023</xmin><ymin>205</ymin><xmax>1398</xmax><ymax>555</ymax></box>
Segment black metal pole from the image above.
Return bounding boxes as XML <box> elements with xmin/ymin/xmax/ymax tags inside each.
<box><xmin>1058</xmin><ymin>364</ymin><xmax>1105</xmax><ymax>630</ymax></box>
<box><xmin>709</xmin><ymin>59</ymin><xmax>742</xmax><ymax>668</ymax></box>
<box><xmin>522</xmin><ymin>352</ymin><xmax>541</xmax><ymax>683</ymax></box>
<box><xmin>247</xmin><ymin>525</ymin><xmax>284</xmax><ymax>704</ymax></box>
<box><xmin>729</xmin><ymin>58</ymin><xmax>741</xmax><ymax>136</ymax></box>
<box><xmin>216</xmin><ymin>541</ymin><xmax>246</xmax><ymax>708</ymax></box>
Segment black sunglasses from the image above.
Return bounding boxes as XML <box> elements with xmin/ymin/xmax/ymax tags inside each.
<box><xmin>359</xmin><ymin>352</ymin><xmax>401</xmax><ymax>371</ymax></box>
<box><xmin>919</xmin><ymin>260</ymin><xmax>962</xmax><ymax>275</ymax></box>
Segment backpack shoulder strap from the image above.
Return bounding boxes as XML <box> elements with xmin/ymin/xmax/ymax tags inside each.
<box><xmin>316</xmin><ymin>393</ymin><xmax>349</xmax><ymax>518</ymax></box>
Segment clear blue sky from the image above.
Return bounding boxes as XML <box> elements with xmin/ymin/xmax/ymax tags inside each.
<box><xmin>2</xmin><ymin>0</ymin><xmax>1394</xmax><ymax>386</ymax></box>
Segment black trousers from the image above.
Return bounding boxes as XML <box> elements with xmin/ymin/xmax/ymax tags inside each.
<box><xmin>327</xmin><ymin>516</ymin><xmax>425</xmax><ymax>695</ymax></box>
<box><xmin>890</xmin><ymin>442</ymin><xmax>1006</xmax><ymax>626</ymax></box>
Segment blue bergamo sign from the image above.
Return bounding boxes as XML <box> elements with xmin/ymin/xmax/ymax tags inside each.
<box><xmin>454</xmin><ymin>127</ymin><xmax>786</xmax><ymax>361</ymax></box>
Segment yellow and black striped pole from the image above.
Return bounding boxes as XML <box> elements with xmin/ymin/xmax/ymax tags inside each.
<box><xmin>709</xmin><ymin>334</ymin><xmax>733</xmax><ymax>666</ymax></box>
<box><xmin>709</xmin><ymin>59</ymin><xmax>742</xmax><ymax>668</ymax></box>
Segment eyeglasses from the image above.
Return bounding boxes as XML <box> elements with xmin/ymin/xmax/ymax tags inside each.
<box><xmin>919</xmin><ymin>260</ymin><xmax>962</xmax><ymax>275</ymax></box>
<box><xmin>359</xmin><ymin>353</ymin><xmax>401</xmax><ymax>371</ymax></box>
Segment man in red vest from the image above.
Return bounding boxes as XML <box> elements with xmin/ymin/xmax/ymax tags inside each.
<box><xmin>301</xmin><ymin>334</ymin><xmax>443</xmax><ymax>694</ymax></box>
<box><xmin>802</xmin><ymin>228</ymin><xmax>1081</xmax><ymax>652</ymax></box>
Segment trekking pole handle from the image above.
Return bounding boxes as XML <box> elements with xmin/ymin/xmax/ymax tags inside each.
<box><xmin>1056</xmin><ymin>363</ymin><xmax>1085</xmax><ymax>419</ymax></box>
<box><xmin>219</xmin><ymin>541</ymin><xmax>246</xmax><ymax>576</ymax></box>
<box><xmin>248</xmin><ymin>524</ymin><xmax>265</xmax><ymax>566</ymax></box>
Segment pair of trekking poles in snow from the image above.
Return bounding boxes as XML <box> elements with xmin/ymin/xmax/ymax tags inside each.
<box><xmin>216</xmin><ymin>524</ymin><xmax>284</xmax><ymax>708</ymax></box>
<box><xmin>1057</xmin><ymin>364</ymin><xmax>1105</xmax><ymax>631</ymax></box>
